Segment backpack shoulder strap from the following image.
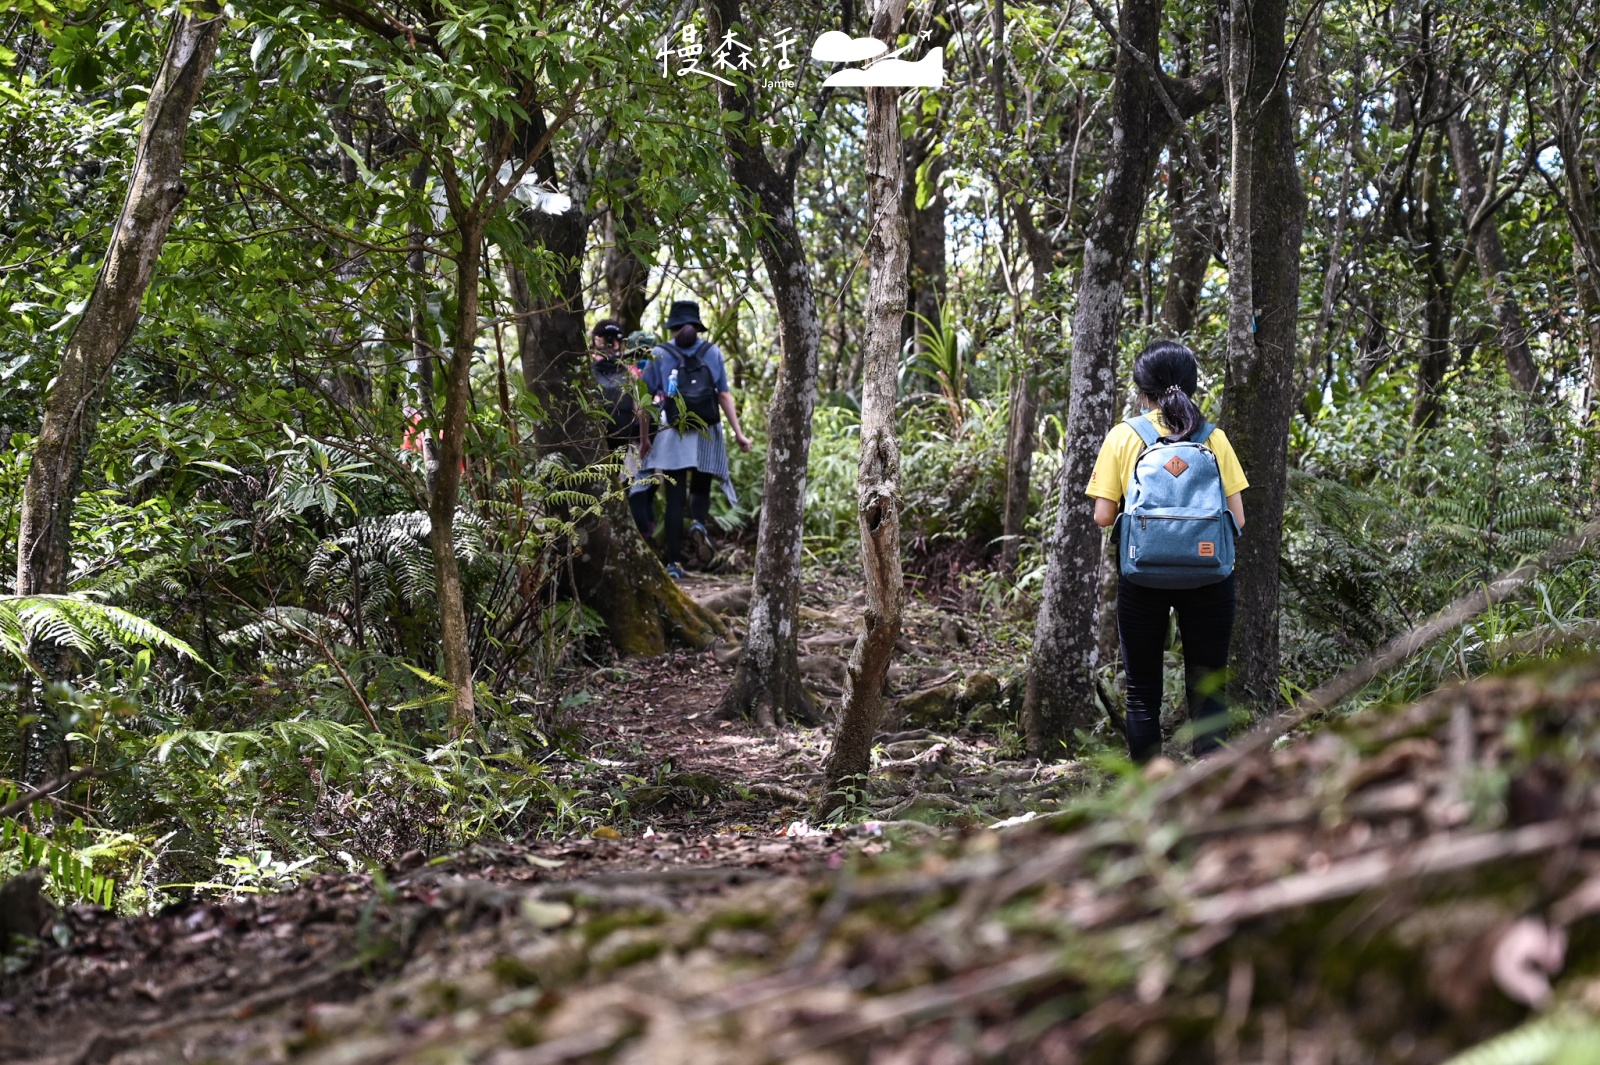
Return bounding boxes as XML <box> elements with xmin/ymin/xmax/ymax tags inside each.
<box><xmin>1124</xmin><ymin>416</ymin><xmax>1160</xmax><ymax>447</ymax></box>
<box><xmin>1192</xmin><ymin>421</ymin><xmax>1216</xmax><ymax>445</ymax></box>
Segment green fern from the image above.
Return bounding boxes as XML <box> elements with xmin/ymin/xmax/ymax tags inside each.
<box><xmin>0</xmin><ymin>594</ymin><xmax>202</xmax><ymax>674</ymax></box>
<box><xmin>0</xmin><ymin>799</ymin><xmax>117</xmax><ymax>909</ymax></box>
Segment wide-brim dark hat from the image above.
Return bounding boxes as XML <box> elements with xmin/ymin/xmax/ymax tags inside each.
<box><xmin>663</xmin><ymin>299</ymin><xmax>707</xmax><ymax>331</ymax></box>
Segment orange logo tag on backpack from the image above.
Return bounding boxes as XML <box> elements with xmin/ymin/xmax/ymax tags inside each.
<box><xmin>1164</xmin><ymin>456</ymin><xmax>1189</xmax><ymax>477</ymax></box>
<box><xmin>1198</xmin><ymin>542</ymin><xmax>1215</xmax><ymax>557</ymax></box>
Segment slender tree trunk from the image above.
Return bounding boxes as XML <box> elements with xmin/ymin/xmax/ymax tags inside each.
<box><xmin>427</xmin><ymin>216</ymin><xmax>485</xmax><ymax>734</ymax></box>
<box><xmin>1549</xmin><ymin>81</ymin><xmax>1600</xmax><ymax>502</ymax></box>
<box><xmin>1300</xmin><ymin>119</ymin><xmax>1357</xmax><ymax>417</ymax></box>
<box><xmin>1219</xmin><ymin>0</ymin><xmax>1307</xmax><ymax>710</ymax></box>
<box><xmin>1446</xmin><ymin>106</ymin><xmax>1539</xmax><ymax>394</ymax></box>
<box><xmin>1412</xmin><ymin>138</ymin><xmax>1454</xmax><ymax>429</ymax></box>
<box><xmin>13</xmin><ymin>3</ymin><xmax>223</xmax><ymax>777</ymax></box>
<box><xmin>1023</xmin><ymin>0</ymin><xmax>1167</xmax><ymax>757</ymax></box>
<box><xmin>407</xmin><ymin>158</ymin><xmax>441</xmax><ymax>498</ymax></box>
<box><xmin>999</xmin><ymin>217</ymin><xmax>1054</xmax><ymax>577</ymax></box>
<box><xmin>708</xmin><ymin>0</ymin><xmax>823</xmax><ymax>728</ymax></box>
<box><xmin>820</xmin><ymin>0</ymin><xmax>908</xmax><ymax>813</ymax></box>
<box><xmin>990</xmin><ymin>0</ymin><xmax>1056</xmax><ymax>580</ymax></box>
<box><xmin>999</xmin><ymin>370</ymin><xmax>1041</xmax><ymax>575</ymax></box>
<box><xmin>906</xmin><ymin>127</ymin><xmax>947</xmax><ymax>352</ymax></box>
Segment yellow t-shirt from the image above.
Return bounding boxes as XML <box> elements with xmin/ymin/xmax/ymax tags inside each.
<box><xmin>1086</xmin><ymin>410</ymin><xmax>1249</xmax><ymax>502</ymax></box>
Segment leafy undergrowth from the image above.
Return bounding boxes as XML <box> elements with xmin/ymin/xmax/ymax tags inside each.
<box><xmin>8</xmin><ymin>649</ymin><xmax>1600</xmax><ymax>1062</ymax></box>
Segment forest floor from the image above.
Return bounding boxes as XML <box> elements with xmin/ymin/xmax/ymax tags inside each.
<box><xmin>7</xmin><ymin>567</ymin><xmax>1598</xmax><ymax>1064</ymax></box>
<box><xmin>0</xmin><ymin>565</ymin><xmax>1080</xmax><ymax>1064</ymax></box>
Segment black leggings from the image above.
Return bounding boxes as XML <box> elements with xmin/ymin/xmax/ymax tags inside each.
<box><xmin>1117</xmin><ymin>573</ymin><xmax>1235</xmax><ymax>763</ymax></box>
<box><xmin>663</xmin><ymin>468</ymin><xmax>713</xmax><ymax>563</ymax></box>
<box><xmin>629</xmin><ymin>483</ymin><xmax>656</xmax><ymax>538</ymax></box>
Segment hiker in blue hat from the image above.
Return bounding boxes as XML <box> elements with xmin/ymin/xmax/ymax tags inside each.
<box><xmin>639</xmin><ymin>299</ymin><xmax>751</xmax><ymax>580</ymax></box>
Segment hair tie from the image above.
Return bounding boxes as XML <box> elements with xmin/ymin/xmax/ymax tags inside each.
<box><xmin>1162</xmin><ymin>385</ymin><xmax>1185</xmax><ymax>398</ymax></box>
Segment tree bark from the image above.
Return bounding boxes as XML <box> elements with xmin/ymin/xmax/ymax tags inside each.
<box><xmin>513</xmin><ymin>203</ymin><xmax>595</xmax><ymax>463</ymax></box>
<box><xmin>603</xmin><ymin>199</ymin><xmax>651</xmax><ymax>334</ymax></box>
<box><xmin>708</xmin><ymin>0</ymin><xmax>823</xmax><ymax>728</ymax></box>
<box><xmin>13</xmin><ymin>3</ymin><xmax>223</xmax><ymax>778</ymax></box>
<box><xmin>820</xmin><ymin>0</ymin><xmax>908</xmax><ymax>814</ymax></box>
<box><xmin>998</xmin><ymin>213</ymin><xmax>1054</xmax><ymax>577</ymax></box>
<box><xmin>1446</xmin><ymin>104</ymin><xmax>1539</xmax><ymax>394</ymax></box>
<box><xmin>906</xmin><ymin>126</ymin><xmax>947</xmax><ymax>353</ymax></box>
<box><xmin>1218</xmin><ymin>0</ymin><xmax>1308</xmax><ymax>710</ymax></box>
<box><xmin>407</xmin><ymin>158</ymin><xmax>441</xmax><ymax>499</ymax></box>
<box><xmin>1022</xmin><ymin>0</ymin><xmax>1168</xmax><ymax>757</ymax></box>
<box><xmin>16</xmin><ymin>4</ymin><xmax>223</xmax><ymax>600</ymax></box>
<box><xmin>1412</xmin><ymin>136</ymin><xmax>1454</xmax><ymax>429</ymax></box>
<box><xmin>427</xmin><ymin>215</ymin><xmax>484</xmax><ymax>733</ymax></box>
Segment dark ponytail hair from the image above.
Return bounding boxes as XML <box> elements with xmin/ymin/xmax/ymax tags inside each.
<box><xmin>1132</xmin><ymin>339</ymin><xmax>1204</xmax><ymax>441</ymax></box>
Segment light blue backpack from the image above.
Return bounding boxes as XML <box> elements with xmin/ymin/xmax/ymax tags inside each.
<box><xmin>1112</xmin><ymin>416</ymin><xmax>1239</xmax><ymax>589</ymax></box>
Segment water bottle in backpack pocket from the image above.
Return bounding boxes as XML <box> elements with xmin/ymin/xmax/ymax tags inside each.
<box><xmin>658</xmin><ymin>341</ymin><xmax>721</xmax><ymax>431</ymax></box>
<box><xmin>1112</xmin><ymin>417</ymin><xmax>1240</xmax><ymax>589</ymax></box>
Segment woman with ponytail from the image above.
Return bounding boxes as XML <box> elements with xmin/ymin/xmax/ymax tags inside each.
<box><xmin>1086</xmin><ymin>340</ymin><xmax>1249</xmax><ymax>763</ymax></box>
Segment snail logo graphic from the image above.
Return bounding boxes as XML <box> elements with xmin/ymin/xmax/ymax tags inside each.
<box><xmin>810</xmin><ymin>30</ymin><xmax>944</xmax><ymax>88</ymax></box>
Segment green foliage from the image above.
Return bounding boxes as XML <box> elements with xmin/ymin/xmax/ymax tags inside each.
<box><xmin>1442</xmin><ymin>1012</ymin><xmax>1600</xmax><ymax>1065</ymax></box>
<box><xmin>903</xmin><ymin>306</ymin><xmax>973</xmax><ymax>430</ymax></box>
<box><xmin>0</xmin><ymin>594</ymin><xmax>201</xmax><ymax>674</ymax></box>
<box><xmin>1284</xmin><ymin>378</ymin><xmax>1597</xmax><ymax>696</ymax></box>
<box><xmin>0</xmin><ymin>801</ymin><xmax>116</xmax><ymax>908</ymax></box>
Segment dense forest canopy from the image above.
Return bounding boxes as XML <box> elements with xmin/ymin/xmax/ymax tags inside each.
<box><xmin>2</xmin><ymin>0</ymin><xmax>1600</xmax><ymax>1059</ymax></box>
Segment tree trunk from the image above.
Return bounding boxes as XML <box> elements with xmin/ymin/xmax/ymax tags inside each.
<box><xmin>1412</xmin><ymin>137</ymin><xmax>1454</xmax><ymax>430</ymax></box>
<box><xmin>1022</xmin><ymin>0</ymin><xmax>1167</xmax><ymax>757</ymax></box>
<box><xmin>508</xmin><ymin>200</ymin><xmax>720</xmax><ymax>655</ymax></box>
<box><xmin>15</xmin><ymin>4</ymin><xmax>222</xmax><ymax>599</ymax></box>
<box><xmin>408</xmin><ymin>158</ymin><xmax>441</xmax><ymax>499</ymax></box>
<box><xmin>1218</xmin><ymin>0</ymin><xmax>1307</xmax><ymax>710</ymax></box>
<box><xmin>999</xmin><ymin>215</ymin><xmax>1054</xmax><ymax>577</ymax></box>
<box><xmin>906</xmin><ymin>127</ymin><xmax>947</xmax><ymax>352</ymax></box>
<box><xmin>1161</xmin><ymin>131</ymin><xmax>1219</xmax><ymax>335</ymax></box>
<box><xmin>820</xmin><ymin>0</ymin><xmax>908</xmax><ymax>814</ymax></box>
<box><xmin>999</xmin><ymin>370</ymin><xmax>1041</xmax><ymax>575</ymax></box>
<box><xmin>708</xmin><ymin>0</ymin><xmax>823</xmax><ymax>729</ymax></box>
<box><xmin>13</xmin><ymin>3</ymin><xmax>223</xmax><ymax>777</ymax></box>
<box><xmin>603</xmin><ymin>200</ymin><xmax>651</xmax><ymax>334</ymax></box>
<box><xmin>1549</xmin><ymin>78</ymin><xmax>1600</xmax><ymax>503</ymax></box>
<box><xmin>1446</xmin><ymin>105</ymin><xmax>1539</xmax><ymax>394</ymax></box>
<box><xmin>428</xmin><ymin>218</ymin><xmax>484</xmax><ymax>733</ymax></box>
<box><xmin>512</xmin><ymin>203</ymin><xmax>595</xmax><ymax>463</ymax></box>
